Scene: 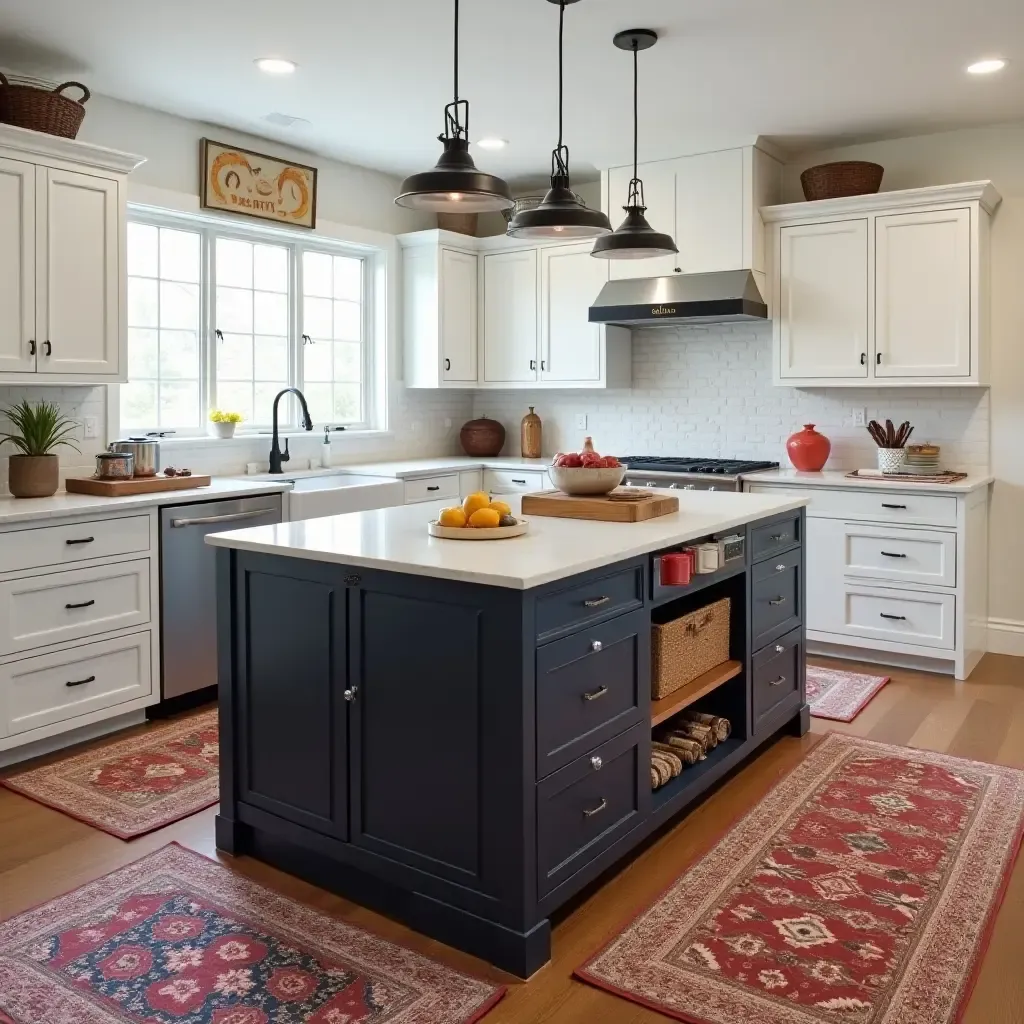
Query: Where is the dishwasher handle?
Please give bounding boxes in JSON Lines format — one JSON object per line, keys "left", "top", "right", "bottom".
{"left": 170, "top": 508, "right": 275, "bottom": 528}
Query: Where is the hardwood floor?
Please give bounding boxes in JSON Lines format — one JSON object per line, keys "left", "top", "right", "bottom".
{"left": 2, "top": 653, "right": 1023, "bottom": 1023}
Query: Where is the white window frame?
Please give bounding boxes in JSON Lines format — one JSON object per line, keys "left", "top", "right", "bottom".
{"left": 120, "top": 205, "right": 381, "bottom": 438}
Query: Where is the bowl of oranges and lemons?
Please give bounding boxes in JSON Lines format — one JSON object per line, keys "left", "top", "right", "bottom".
{"left": 428, "top": 492, "right": 529, "bottom": 540}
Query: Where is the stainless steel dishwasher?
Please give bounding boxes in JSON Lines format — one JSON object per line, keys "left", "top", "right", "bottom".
{"left": 159, "top": 493, "right": 283, "bottom": 703}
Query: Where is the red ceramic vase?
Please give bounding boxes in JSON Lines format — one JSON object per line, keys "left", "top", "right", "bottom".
{"left": 786, "top": 424, "right": 831, "bottom": 471}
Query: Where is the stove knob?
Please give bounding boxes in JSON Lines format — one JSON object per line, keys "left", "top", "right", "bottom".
{"left": 683, "top": 484, "right": 696, "bottom": 490}
{"left": 708, "top": 486, "right": 717, "bottom": 492}
{"left": 646, "top": 481, "right": 656, "bottom": 488}
{"left": 669, "top": 483, "right": 678, "bottom": 489}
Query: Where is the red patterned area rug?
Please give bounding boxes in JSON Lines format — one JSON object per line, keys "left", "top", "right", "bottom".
{"left": 1, "top": 709, "right": 219, "bottom": 839}
{"left": 0, "top": 843, "right": 505, "bottom": 1024}
{"left": 807, "top": 665, "right": 890, "bottom": 722}
{"left": 577, "top": 733, "right": 1024, "bottom": 1024}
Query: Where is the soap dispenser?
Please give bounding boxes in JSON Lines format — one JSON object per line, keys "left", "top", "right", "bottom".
{"left": 321, "top": 427, "right": 332, "bottom": 468}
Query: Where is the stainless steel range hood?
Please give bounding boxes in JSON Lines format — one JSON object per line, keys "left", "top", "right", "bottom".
{"left": 588, "top": 270, "right": 768, "bottom": 327}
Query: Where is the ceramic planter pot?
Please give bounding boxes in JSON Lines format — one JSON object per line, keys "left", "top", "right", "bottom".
{"left": 210, "top": 421, "right": 237, "bottom": 439}
{"left": 877, "top": 447, "right": 906, "bottom": 474}
{"left": 786, "top": 424, "right": 831, "bottom": 471}
{"left": 8, "top": 454, "right": 59, "bottom": 497}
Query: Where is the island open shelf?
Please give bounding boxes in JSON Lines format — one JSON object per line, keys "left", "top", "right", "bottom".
{"left": 651, "top": 660, "right": 743, "bottom": 726}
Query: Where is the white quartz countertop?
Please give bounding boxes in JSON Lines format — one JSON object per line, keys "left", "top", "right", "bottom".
{"left": 337, "top": 455, "right": 552, "bottom": 479}
{"left": 206, "top": 490, "right": 809, "bottom": 590}
{"left": 0, "top": 477, "right": 291, "bottom": 526}
{"left": 746, "top": 469, "right": 994, "bottom": 494}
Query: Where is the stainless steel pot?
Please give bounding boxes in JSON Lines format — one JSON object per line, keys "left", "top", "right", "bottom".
{"left": 95, "top": 451, "right": 134, "bottom": 480}
{"left": 109, "top": 437, "right": 160, "bottom": 477}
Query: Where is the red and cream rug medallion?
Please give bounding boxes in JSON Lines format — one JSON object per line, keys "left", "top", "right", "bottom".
{"left": 2, "top": 709, "right": 220, "bottom": 839}
{"left": 806, "top": 665, "right": 890, "bottom": 722}
{"left": 0, "top": 844, "right": 505, "bottom": 1024}
{"left": 578, "top": 733, "right": 1024, "bottom": 1024}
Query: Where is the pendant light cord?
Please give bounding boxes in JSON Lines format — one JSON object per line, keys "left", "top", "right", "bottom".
{"left": 627, "top": 38, "right": 645, "bottom": 210}
{"left": 548, "top": 0, "right": 570, "bottom": 179}
{"left": 444, "top": 0, "right": 468, "bottom": 140}
{"left": 454, "top": 0, "right": 459, "bottom": 103}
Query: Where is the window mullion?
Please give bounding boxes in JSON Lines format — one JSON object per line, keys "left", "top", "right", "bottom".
{"left": 205, "top": 228, "right": 218, "bottom": 419}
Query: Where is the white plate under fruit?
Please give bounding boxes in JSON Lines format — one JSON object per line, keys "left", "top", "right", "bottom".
{"left": 428, "top": 520, "right": 530, "bottom": 540}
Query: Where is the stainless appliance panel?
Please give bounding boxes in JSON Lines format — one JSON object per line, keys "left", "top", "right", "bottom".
{"left": 160, "top": 494, "right": 282, "bottom": 700}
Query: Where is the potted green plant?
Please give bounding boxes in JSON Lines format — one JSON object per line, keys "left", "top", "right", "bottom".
{"left": 209, "top": 409, "right": 243, "bottom": 439}
{"left": 0, "top": 399, "right": 80, "bottom": 498}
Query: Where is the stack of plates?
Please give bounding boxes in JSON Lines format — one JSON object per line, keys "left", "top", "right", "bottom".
{"left": 902, "top": 443, "right": 941, "bottom": 475}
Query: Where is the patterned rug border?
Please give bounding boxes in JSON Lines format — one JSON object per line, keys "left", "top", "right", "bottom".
{"left": 0, "top": 842, "right": 507, "bottom": 1024}
{"left": 0, "top": 709, "right": 219, "bottom": 840}
{"left": 807, "top": 666, "right": 891, "bottom": 722}
{"left": 575, "top": 732, "right": 1024, "bottom": 1024}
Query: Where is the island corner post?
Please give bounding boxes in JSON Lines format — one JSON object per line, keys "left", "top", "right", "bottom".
{"left": 213, "top": 505, "right": 808, "bottom": 978}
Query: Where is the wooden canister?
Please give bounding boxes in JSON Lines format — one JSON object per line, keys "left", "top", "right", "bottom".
{"left": 521, "top": 407, "right": 542, "bottom": 459}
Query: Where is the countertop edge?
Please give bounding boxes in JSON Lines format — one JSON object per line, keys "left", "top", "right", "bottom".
{"left": 745, "top": 471, "right": 994, "bottom": 495}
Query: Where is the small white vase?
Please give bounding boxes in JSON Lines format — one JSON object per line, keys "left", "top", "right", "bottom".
{"left": 877, "top": 447, "right": 906, "bottom": 474}
{"left": 210, "top": 421, "right": 236, "bottom": 439}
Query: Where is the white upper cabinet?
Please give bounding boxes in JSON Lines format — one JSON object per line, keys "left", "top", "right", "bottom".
{"left": 481, "top": 248, "right": 539, "bottom": 384}
{"left": 440, "top": 249, "right": 478, "bottom": 382}
{"left": 0, "top": 125, "right": 142, "bottom": 383}
{"left": 764, "top": 182, "right": 1000, "bottom": 387}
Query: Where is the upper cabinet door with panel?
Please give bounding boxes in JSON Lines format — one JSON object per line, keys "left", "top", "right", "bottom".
{"left": 541, "top": 243, "right": 606, "bottom": 383}
{"left": 440, "top": 248, "right": 477, "bottom": 382}
{"left": 0, "top": 158, "right": 36, "bottom": 373}
{"left": 674, "top": 149, "right": 745, "bottom": 274}
{"left": 874, "top": 208, "right": 971, "bottom": 378}
{"left": 777, "top": 219, "right": 869, "bottom": 380}
{"left": 607, "top": 161, "right": 678, "bottom": 281}
{"left": 481, "top": 248, "right": 538, "bottom": 384}
{"left": 37, "top": 168, "right": 120, "bottom": 376}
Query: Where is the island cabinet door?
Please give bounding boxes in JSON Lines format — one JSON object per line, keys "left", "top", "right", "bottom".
{"left": 236, "top": 565, "right": 351, "bottom": 840}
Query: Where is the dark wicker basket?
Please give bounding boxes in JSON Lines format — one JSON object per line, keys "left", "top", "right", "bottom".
{"left": 800, "top": 161, "right": 884, "bottom": 202}
{"left": 0, "top": 73, "right": 90, "bottom": 139}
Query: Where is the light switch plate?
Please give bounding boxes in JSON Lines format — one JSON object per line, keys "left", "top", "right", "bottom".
{"left": 853, "top": 408, "right": 866, "bottom": 427}
{"left": 83, "top": 416, "right": 98, "bottom": 439}
{"left": 575, "top": 414, "right": 588, "bottom": 430}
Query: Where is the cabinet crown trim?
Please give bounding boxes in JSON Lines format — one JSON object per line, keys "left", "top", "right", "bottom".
{"left": 0, "top": 123, "right": 145, "bottom": 175}
{"left": 762, "top": 180, "right": 1001, "bottom": 223}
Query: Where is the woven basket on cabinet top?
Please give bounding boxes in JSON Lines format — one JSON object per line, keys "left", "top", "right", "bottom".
{"left": 0, "top": 73, "right": 90, "bottom": 139}
{"left": 800, "top": 161, "right": 884, "bottom": 201}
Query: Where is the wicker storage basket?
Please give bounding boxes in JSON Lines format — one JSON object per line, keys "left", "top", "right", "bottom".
{"left": 652, "top": 597, "right": 731, "bottom": 699}
{"left": 800, "top": 161, "right": 883, "bottom": 202}
{"left": 0, "top": 73, "right": 90, "bottom": 139}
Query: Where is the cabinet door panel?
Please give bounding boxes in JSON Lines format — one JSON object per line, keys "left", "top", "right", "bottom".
{"left": 0, "top": 158, "right": 36, "bottom": 372}
{"left": 38, "top": 168, "right": 119, "bottom": 376}
{"left": 875, "top": 209, "right": 971, "bottom": 377}
{"left": 675, "top": 149, "right": 744, "bottom": 273}
{"left": 440, "top": 248, "right": 477, "bottom": 382}
{"left": 778, "top": 219, "right": 868, "bottom": 379}
{"left": 541, "top": 243, "right": 605, "bottom": 383}
{"left": 482, "top": 249, "right": 538, "bottom": 382}
{"left": 608, "top": 162, "right": 678, "bottom": 280}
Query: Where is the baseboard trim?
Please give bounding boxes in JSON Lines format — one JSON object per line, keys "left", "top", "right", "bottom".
{"left": 988, "top": 617, "right": 1024, "bottom": 657}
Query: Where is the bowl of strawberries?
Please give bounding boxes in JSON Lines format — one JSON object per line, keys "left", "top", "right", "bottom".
{"left": 548, "top": 438, "right": 627, "bottom": 495}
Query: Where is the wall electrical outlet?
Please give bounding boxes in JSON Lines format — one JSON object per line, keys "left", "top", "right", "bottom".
{"left": 852, "top": 408, "right": 867, "bottom": 427}
{"left": 83, "top": 416, "right": 98, "bottom": 439}
{"left": 575, "top": 414, "right": 588, "bottom": 431}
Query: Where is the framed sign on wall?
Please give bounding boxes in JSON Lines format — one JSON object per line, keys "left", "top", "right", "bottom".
{"left": 200, "top": 138, "right": 318, "bottom": 228}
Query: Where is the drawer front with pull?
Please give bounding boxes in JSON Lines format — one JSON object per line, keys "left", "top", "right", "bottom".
{"left": 843, "top": 524, "right": 956, "bottom": 587}
{"left": 0, "top": 515, "right": 151, "bottom": 574}
{"left": 484, "top": 468, "right": 549, "bottom": 494}
{"left": 751, "top": 550, "right": 802, "bottom": 651}
{"left": 536, "top": 565, "right": 644, "bottom": 643}
{"left": 746, "top": 484, "right": 958, "bottom": 527}
{"left": 403, "top": 475, "right": 460, "bottom": 504}
{"left": 836, "top": 584, "right": 955, "bottom": 650}
{"left": 0, "top": 559, "right": 151, "bottom": 656}
{"left": 4, "top": 631, "right": 153, "bottom": 737}
{"left": 750, "top": 514, "right": 801, "bottom": 563}
{"left": 537, "top": 724, "right": 646, "bottom": 898}
{"left": 536, "top": 610, "right": 646, "bottom": 778}
{"left": 752, "top": 627, "right": 802, "bottom": 732}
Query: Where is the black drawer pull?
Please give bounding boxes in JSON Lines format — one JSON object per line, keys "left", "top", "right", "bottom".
{"left": 880, "top": 612, "right": 907, "bottom": 621}
{"left": 512, "top": 479, "right": 527, "bottom": 485}
{"left": 65, "top": 537, "right": 95, "bottom": 546}
{"left": 881, "top": 503, "right": 907, "bottom": 510}
{"left": 66, "top": 675, "right": 96, "bottom": 688}
{"left": 768, "top": 596, "right": 787, "bottom": 606}
{"left": 583, "top": 797, "right": 608, "bottom": 818}
{"left": 65, "top": 599, "right": 96, "bottom": 610}
{"left": 583, "top": 596, "right": 611, "bottom": 608}
{"left": 769, "top": 532, "right": 788, "bottom": 542}
{"left": 582, "top": 685, "right": 608, "bottom": 702}
{"left": 426, "top": 485, "right": 441, "bottom": 492}
{"left": 880, "top": 551, "right": 907, "bottom": 558}
{"left": 769, "top": 675, "right": 787, "bottom": 687}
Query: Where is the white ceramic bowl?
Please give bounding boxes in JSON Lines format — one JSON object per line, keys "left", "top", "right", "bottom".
{"left": 548, "top": 465, "right": 627, "bottom": 496}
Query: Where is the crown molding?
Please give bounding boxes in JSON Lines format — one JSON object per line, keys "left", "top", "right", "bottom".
{"left": 0, "top": 123, "right": 145, "bottom": 175}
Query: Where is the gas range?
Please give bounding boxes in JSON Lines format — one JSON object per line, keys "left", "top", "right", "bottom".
{"left": 620, "top": 456, "right": 780, "bottom": 492}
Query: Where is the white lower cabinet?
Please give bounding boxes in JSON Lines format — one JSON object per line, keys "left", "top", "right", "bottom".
{"left": 404, "top": 474, "right": 461, "bottom": 504}
{"left": 483, "top": 468, "right": 549, "bottom": 494}
{"left": 841, "top": 585, "right": 955, "bottom": 650}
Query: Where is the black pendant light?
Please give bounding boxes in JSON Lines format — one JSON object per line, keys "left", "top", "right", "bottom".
{"left": 395, "top": 0, "right": 513, "bottom": 213}
{"left": 592, "top": 30, "right": 678, "bottom": 260}
{"left": 507, "top": 0, "right": 612, "bottom": 239}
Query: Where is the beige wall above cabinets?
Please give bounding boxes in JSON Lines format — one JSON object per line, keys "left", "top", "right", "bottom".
{"left": 0, "top": 125, "right": 143, "bottom": 385}
{"left": 399, "top": 230, "right": 631, "bottom": 391}
{"left": 762, "top": 182, "right": 1000, "bottom": 388}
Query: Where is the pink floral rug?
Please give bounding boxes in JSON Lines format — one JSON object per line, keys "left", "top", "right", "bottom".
{"left": 806, "top": 665, "right": 890, "bottom": 722}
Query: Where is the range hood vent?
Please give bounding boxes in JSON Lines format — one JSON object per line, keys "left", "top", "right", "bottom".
{"left": 588, "top": 270, "right": 768, "bottom": 327}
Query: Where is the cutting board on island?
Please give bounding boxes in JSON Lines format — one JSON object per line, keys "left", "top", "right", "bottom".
{"left": 521, "top": 489, "right": 679, "bottom": 523}
{"left": 65, "top": 475, "right": 212, "bottom": 497}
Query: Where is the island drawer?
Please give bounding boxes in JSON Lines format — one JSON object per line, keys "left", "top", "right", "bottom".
{"left": 0, "top": 515, "right": 151, "bottom": 575}
{"left": 537, "top": 724, "right": 646, "bottom": 898}
{"left": 536, "top": 565, "right": 644, "bottom": 643}
{"left": 751, "top": 550, "right": 802, "bottom": 651}
{"left": 750, "top": 514, "right": 801, "bottom": 563}
{"left": 536, "top": 610, "right": 646, "bottom": 778}
{"left": 752, "top": 626, "right": 802, "bottom": 733}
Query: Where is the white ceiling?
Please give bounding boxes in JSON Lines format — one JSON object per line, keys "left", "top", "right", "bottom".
{"left": 3, "top": 0, "right": 1023, "bottom": 186}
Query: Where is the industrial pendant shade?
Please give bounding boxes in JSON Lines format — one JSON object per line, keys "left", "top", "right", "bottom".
{"left": 507, "top": 0, "right": 612, "bottom": 239}
{"left": 395, "top": 0, "right": 513, "bottom": 213}
{"left": 592, "top": 29, "right": 678, "bottom": 260}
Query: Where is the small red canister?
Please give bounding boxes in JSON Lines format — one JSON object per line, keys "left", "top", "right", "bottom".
{"left": 660, "top": 551, "right": 694, "bottom": 586}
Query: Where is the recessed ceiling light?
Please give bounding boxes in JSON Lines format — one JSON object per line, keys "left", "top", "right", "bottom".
{"left": 477, "top": 138, "right": 509, "bottom": 151}
{"left": 966, "top": 58, "right": 1006, "bottom": 75}
{"left": 255, "top": 57, "right": 297, "bottom": 75}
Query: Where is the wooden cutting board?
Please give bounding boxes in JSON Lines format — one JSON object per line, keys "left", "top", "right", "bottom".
{"left": 65, "top": 475, "right": 212, "bottom": 497}
{"left": 521, "top": 490, "right": 679, "bottom": 523}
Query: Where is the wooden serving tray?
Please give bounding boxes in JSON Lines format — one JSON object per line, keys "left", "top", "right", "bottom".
{"left": 65, "top": 475, "right": 212, "bottom": 497}
{"left": 521, "top": 489, "right": 679, "bottom": 523}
